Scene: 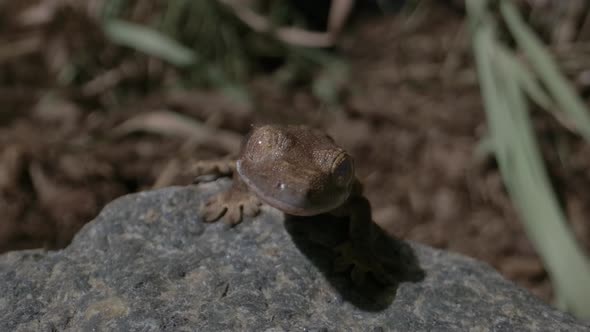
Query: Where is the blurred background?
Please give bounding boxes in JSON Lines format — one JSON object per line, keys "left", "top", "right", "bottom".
{"left": 2, "top": 0, "right": 590, "bottom": 318}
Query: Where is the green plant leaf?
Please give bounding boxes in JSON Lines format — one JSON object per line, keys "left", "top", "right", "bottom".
{"left": 500, "top": 0, "right": 590, "bottom": 142}
{"left": 495, "top": 46, "right": 553, "bottom": 110}
{"left": 103, "top": 19, "right": 197, "bottom": 67}
{"left": 467, "top": 0, "right": 590, "bottom": 319}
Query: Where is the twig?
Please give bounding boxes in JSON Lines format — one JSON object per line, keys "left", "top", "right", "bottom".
{"left": 112, "top": 110, "right": 242, "bottom": 154}
{"left": 217, "top": 0, "right": 354, "bottom": 47}
{"left": 0, "top": 37, "right": 41, "bottom": 64}
{"left": 82, "top": 62, "right": 140, "bottom": 97}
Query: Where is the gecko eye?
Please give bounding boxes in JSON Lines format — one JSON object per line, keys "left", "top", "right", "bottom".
{"left": 331, "top": 153, "right": 354, "bottom": 188}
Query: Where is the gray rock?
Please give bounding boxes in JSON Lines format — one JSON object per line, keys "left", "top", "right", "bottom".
{"left": 1, "top": 180, "right": 588, "bottom": 331}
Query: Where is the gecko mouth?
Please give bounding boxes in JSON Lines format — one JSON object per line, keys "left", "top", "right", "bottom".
{"left": 253, "top": 188, "right": 349, "bottom": 216}
{"left": 237, "top": 160, "right": 350, "bottom": 216}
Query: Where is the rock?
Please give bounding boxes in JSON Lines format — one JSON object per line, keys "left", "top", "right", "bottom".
{"left": 1, "top": 180, "right": 588, "bottom": 331}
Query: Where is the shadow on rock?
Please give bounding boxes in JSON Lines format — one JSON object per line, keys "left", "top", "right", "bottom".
{"left": 285, "top": 214, "right": 424, "bottom": 312}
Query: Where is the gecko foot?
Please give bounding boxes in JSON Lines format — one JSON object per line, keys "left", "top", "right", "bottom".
{"left": 200, "top": 189, "right": 261, "bottom": 225}
{"left": 333, "top": 242, "right": 392, "bottom": 286}
{"left": 191, "top": 160, "right": 235, "bottom": 183}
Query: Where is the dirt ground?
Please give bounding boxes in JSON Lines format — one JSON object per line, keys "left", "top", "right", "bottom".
{"left": 2, "top": 1, "right": 590, "bottom": 303}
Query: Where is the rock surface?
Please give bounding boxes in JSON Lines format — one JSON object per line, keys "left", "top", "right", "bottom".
{"left": 1, "top": 180, "right": 588, "bottom": 331}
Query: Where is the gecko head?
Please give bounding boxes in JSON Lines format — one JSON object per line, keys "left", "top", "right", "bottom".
{"left": 236, "top": 125, "right": 355, "bottom": 216}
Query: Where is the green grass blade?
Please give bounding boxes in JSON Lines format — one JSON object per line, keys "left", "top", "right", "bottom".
{"left": 465, "top": 0, "right": 490, "bottom": 29}
{"left": 469, "top": 11, "right": 510, "bottom": 165}
{"left": 101, "top": 0, "right": 128, "bottom": 20}
{"left": 103, "top": 19, "right": 197, "bottom": 67}
{"left": 500, "top": 0, "right": 590, "bottom": 142}
{"left": 496, "top": 46, "right": 553, "bottom": 110}
{"left": 498, "top": 61, "right": 590, "bottom": 317}
{"left": 467, "top": 0, "right": 590, "bottom": 319}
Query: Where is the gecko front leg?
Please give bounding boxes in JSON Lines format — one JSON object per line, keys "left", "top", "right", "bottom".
{"left": 330, "top": 182, "right": 394, "bottom": 285}
{"left": 195, "top": 159, "right": 261, "bottom": 225}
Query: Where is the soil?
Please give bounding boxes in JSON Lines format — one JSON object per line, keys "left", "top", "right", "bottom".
{"left": 1, "top": 1, "right": 589, "bottom": 303}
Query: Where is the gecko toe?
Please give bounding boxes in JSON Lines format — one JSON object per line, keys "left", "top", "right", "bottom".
{"left": 242, "top": 197, "right": 261, "bottom": 217}
{"left": 198, "top": 185, "right": 259, "bottom": 226}
{"left": 202, "top": 205, "right": 227, "bottom": 223}
{"left": 224, "top": 192, "right": 261, "bottom": 225}
{"left": 217, "top": 162, "right": 232, "bottom": 174}
{"left": 332, "top": 241, "right": 393, "bottom": 286}
{"left": 200, "top": 196, "right": 228, "bottom": 222}
{"left": 351, "top": 266, "right": 368, "bottom": 285}
{"left": 333, "top": 243, "right": 355, "bottom": 272}
{"left": 242, "top": 205, "right": 260, "bottom": 218}
{"left": 225, "top": 206, "right": 243, "bottom": 226}
{"left": 190, "top": 160, "right": 235, "bottom": 183}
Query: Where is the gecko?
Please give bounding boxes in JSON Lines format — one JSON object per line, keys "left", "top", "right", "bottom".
{"left": 193, "top": 124, "right": 396, "bottom": 285}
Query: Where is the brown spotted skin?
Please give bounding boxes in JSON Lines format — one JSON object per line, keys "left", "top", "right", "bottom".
{"left": 236, "top": 125, "right": 355, "bottom": 217}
